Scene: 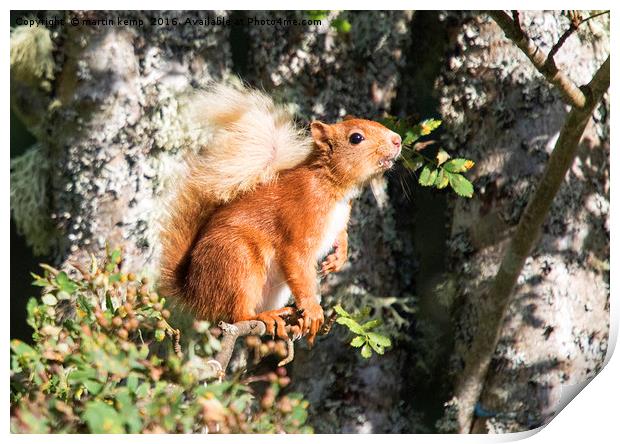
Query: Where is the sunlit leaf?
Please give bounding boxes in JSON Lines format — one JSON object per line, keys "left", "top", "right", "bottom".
{"left": 448, "top": 173, "right": 474, "bottom": 198}
{"left": 361, "top": 344, "right": 372, "bottom": 359}
{"left": 436, "top": 148, "right": 450, "bottom": 166}
{"left": 350, "top": 336, "right": 365, "bottom": 347}
{"left": 444, "top": 158, "right": 475, "bottom": 173}
{"left": 367, "top": 332, "right": 392, "bottom": 348}
{"left": 336, "top": 317, "right": 365, "bottom": 335}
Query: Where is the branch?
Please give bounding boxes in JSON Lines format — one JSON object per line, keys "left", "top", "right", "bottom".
{"left": 488, "top": 10, "right": 587, "bottom": 109}
{"left": 207, "top": 320, "right": 268, "bottom": 378}
{"left": 453, "top": 55, "right": 609, "bottom": 433}
{"left": 205, "top": 309, "right": 339, "bottom": 378}
{"left": 547, "top": 22, "right": 577, "bottom": 62}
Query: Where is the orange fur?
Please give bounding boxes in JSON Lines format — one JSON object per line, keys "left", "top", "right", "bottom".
{"left": 160, "top": 86, "right": 401, "bottom": 342}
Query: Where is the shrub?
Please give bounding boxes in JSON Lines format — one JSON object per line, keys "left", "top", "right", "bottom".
{"left": 10, "top": 247, "right": 311, "bottom": 433}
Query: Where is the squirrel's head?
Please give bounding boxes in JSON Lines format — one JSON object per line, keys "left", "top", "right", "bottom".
{"left": 310, "top": 117, "right": 402, "bottom": 186}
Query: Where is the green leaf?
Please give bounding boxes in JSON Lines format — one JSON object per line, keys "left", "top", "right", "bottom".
{"left": 11, "top": 339, "right": 36, "bottom": 357}
{"left": 443, "top": 158, "right": 475, "bottom": 173}
{"left": 55, "top": 272, "right": 78, "bottom": 294}
{"left": 83, "top": 400, "right": 124, "bottom": 433}
{"left": 368, "top": 341, "right": 385, "bottom": 355}
{"left": 418, "top": 118, "right": 442, "bottom": 135}
{"left": 110, "top": 248, "right": 122, "bottom": 265}
{"left": 126, "top": 374, "right": 139, "bottom": 393}
{"left": 332, "top": 18, "right": 351, "bottom": 33}
{"left": 135, "top": 382, "right": 150, "bottom": 398}
{"left": 67, "top": 368, "right": 97, "bottom": 384}
{"left": 26, "top": 298, "right": 39, "bottom": 329}
{"left": 361, "top": 319, "right": 382, "bottom": 330}
{"left": 419, "top": 165, "right": 438, "bottom": 187}
{"left": 30, "top": 272, "right": 48, "bottom": 287}
{"left": 418, "top": 165, "right": 431, "bottom": 186}
{"left": 403, "top": 129, "right": 419, "bottom": 146}
{"left": 448, "top": 173, "right": 474, "bottom": 198}
{"left": 435, "top": 169, "right": 450, "bottom": 189}
{"left": 307, "top": 10, "right": 329, "bottom": 21}
{"left": 83, "top": 379, "right": 103, "bottom": 395}
{"left": 350, "top": 336, "right": 365, "bottom": 347}
{"left": 336, "top": 317, "right": 365, "bottom": 335}
{"left": 360, "top": 344, "right": 372, "bottom": 359}
{"left": 154, "top": 329, "right": 165, "bottom": 342}
{"left": 367, "top": 332, "right": 392, "bottom": 348}
{"left": 333, "top": 304, "right": 350, "bottom": 318}
{"left": 116, "top": 389, "right": 142, "bottom": 433}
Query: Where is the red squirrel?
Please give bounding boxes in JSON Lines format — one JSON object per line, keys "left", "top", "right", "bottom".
{"left": 160, "top": 84, "right": 401, "bottom": 345}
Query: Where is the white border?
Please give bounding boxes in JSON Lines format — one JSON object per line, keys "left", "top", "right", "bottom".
{"left": 5, "top": 2, "right": 616, "bottom": 442}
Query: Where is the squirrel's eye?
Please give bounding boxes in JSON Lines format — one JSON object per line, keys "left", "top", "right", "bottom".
{"left": 349, "top": 133, "right": 364, "bottom": 145}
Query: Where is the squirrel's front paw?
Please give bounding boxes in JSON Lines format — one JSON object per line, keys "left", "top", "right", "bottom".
{"left": 297, "top": 301, "right": 324, "bottom": 347}
{"left": 320, "top": 244, "right": 347, "bottom": 276}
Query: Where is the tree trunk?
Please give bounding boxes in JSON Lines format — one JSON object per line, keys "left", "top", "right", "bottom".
{"left": 432, "top": 11, "right": 609, "bottom": 432}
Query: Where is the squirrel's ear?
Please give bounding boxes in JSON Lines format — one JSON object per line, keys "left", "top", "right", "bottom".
{"left": 311, "top": 121, "right": 333, "bottom": 153}
{"left": 343, "top": 114, "right": 357, "bottom": 121}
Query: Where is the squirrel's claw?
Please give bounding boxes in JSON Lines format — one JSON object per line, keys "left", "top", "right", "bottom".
{"left": 255, "top": 310, "right": 291, "bottom": 340}
{"left": 297, "top": 303, "right": 324, "bottom": 347}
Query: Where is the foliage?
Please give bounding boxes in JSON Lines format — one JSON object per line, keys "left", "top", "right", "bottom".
{"left": 382, "top": 117, "right": 475, "bottom": 198}
{"left": 10, "top": 247, "right": 311, "bottom": 434}
{"left": 306, "top": 10, "right": 352, "bottom": 34}
{"left": 334, "top": 305, "right": 392, "bottom": 358}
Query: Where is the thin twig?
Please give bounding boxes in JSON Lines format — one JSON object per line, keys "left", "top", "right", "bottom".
{"left": 278, "top": 339, "right": 295, "bottom": 367}
{"left": 547, "top": 23, "right": 577, "bottom": 62}
{"left": 547, "top": 10, "right": 609, "bottom": 66}
{"left": 511, "top": 10, "right": 521, "bottom": 31}
{"left": 488, "top": 11, "right": 587, "bottom": 109}
{"left": 581, "top": 10, "right": 610, "bottom": 24}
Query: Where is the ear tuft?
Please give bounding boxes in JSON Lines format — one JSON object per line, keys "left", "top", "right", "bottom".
{"left": 310, "top": 121, "right": 333, "bottom": 153}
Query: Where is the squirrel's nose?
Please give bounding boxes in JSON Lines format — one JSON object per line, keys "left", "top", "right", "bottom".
{"left": 391, "top": 134, "right": 402, "bottom": 149}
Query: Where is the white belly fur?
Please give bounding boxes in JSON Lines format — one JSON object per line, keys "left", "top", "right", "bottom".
{"left": 259, "top": 196, "right": 353, "bottom": 311}
{"left": 316, "top": 197, "right": 352, "bottom": 260}
{"left": 258, "top": 262, "right": 292, "bottom": 312}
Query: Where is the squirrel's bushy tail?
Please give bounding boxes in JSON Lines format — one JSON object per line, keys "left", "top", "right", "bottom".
{"left": 159, "top": 83, "right": 313, "bottom": 298}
